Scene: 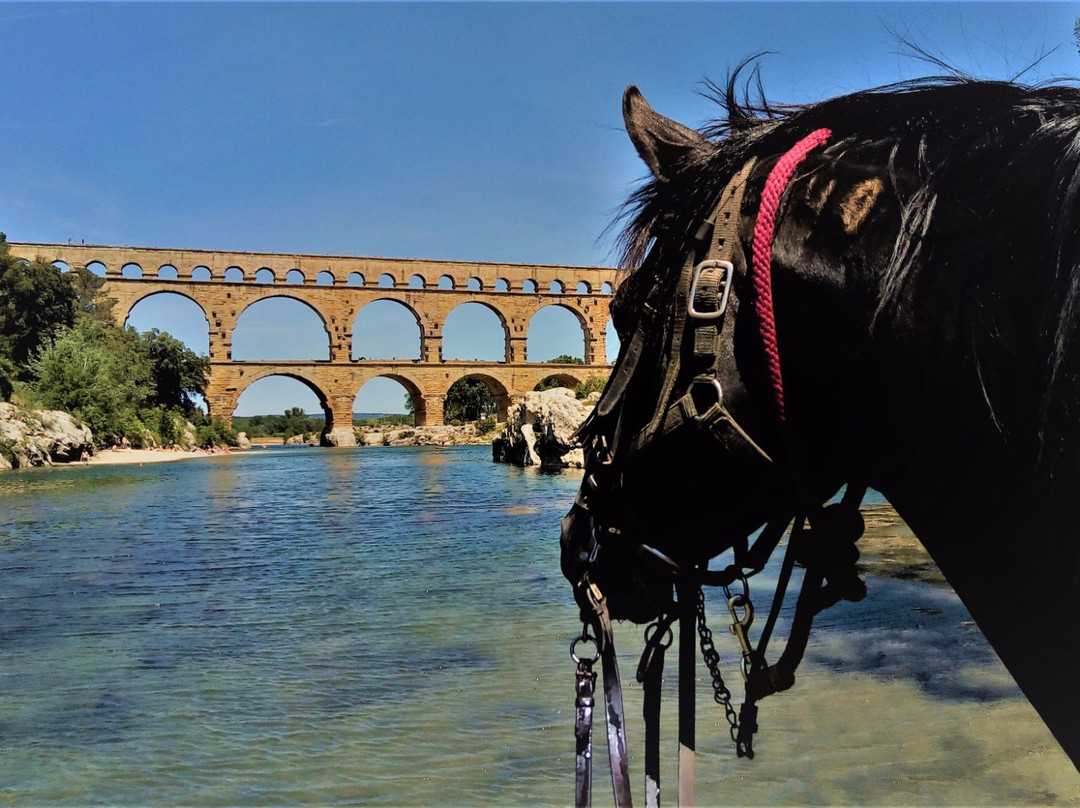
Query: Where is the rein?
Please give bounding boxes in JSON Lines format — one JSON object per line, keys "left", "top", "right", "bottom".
{"left": 572, "top": 128, "right": 872, "bottom": 807}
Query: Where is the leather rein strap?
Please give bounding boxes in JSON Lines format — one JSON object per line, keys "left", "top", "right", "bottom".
{"left": 574, "top": 129, "right": 849, "bottom": 808}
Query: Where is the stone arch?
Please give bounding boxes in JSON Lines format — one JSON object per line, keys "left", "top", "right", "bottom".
{"left": 467, "top": 277, "right": 482, "bottom": 291}
{"left": 352, "top": 298, "right": 422, "bottom": 360}
{"left": 576, "top": 280, "right": 592, "bottom": 294}
{"left": 124, "top": 291, "right": 211, "bottom": 355}
{"left": 549, "top": 280, "right": 564, "bottom": 294}
{"left": 601, "top": 281, "right": 614, "bottom": 294}
{"left": 522, "top": 279, "right": 538, "bottom": 293}
{"left": 378, "top": 273, "right": 396, "bottom": 288}
{"left": 225, "top": 266, "right": 245, "bottom": 283}
{"left": 86, "top": 261, "right": 107, "bottom": 277}
{"left": 192, "top": 265, "right": 212, "bottom": 281}
{"left": 534, "top": 370, "right": 585, "bottom": 391}
{"left": 233, "top": 370, "right": 335, "bottom": 442}
{"left": 121, "top": 262, "right": 143, "bottom": 279}
{"left": 114, "top": 288, "right": 209, "bottom": 328}
{"left": 443, "top": 301, "right": 508, "bottom": 361}
{"left": 285, "top": 269, "right": 305, "bottom": 285}
{"left": 354, "top": 373, "right": 423, "bottom": 424}
{"left": 437, "top": 275, "right": 454, "bottom": 290}
{"left": 255, "top": 267, "right": 275, "bottom": 284}
{"left": 408, "top": 274, "right": 426, "bottom": 289}
{"left": 157, "top": 264, "right": 179, "bottom": 280}
{"left": 347, "top": 272, "right": 365, "bottom": 286}
{"left": 232, "top": 295, "right": 331, "bottom": 360}
{"left": 52, "top": 260, "right": 70, "bottom": 273}
{"left": 526, "top": 303, "right": 587, "bottom": 362}
{"left": 316, "top": 270, "right": 335, "bottom": 286}
{"left": 495, "top": 278, "right": 510, "bottom": 292}
{"left": 442, "top": 371, "right": 512, "bottom": 423}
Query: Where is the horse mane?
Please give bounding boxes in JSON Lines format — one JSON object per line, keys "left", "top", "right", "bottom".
{"left": 613, "top": 65, "right": 1080, "bottom": 492}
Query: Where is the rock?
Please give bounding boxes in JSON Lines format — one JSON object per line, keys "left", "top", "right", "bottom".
{"left": 0, "top": 402, "right": 94, "bottom": 469}
{"left": 235, "top": 431, "right": 252, "bottom": 450}
{"left": 323, "top": 426, "right": 357, "bottom": 448}
{"left": 179, "top": 421, "right": 198, "bottom": 451}
{"left": 493, "top": 387, "right": 592, "bottom": 469}
{"left": 355, "top": 423, "right": 495, "bottom": 447}
{"left": 360, "top": 431, "right": 384, "bottom": 447}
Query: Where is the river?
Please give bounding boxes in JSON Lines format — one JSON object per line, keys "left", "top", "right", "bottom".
{"left": 1, "top": 445, "right": 1077, "bottom": 806}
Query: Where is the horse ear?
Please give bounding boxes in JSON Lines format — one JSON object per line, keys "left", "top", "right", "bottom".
{"left": 623, "top": 85, "right": 707, "bottom": 181}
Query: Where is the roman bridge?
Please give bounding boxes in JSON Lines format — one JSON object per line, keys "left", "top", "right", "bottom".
{"left": 11, "top": 243, "right": 619, "bottom": 444}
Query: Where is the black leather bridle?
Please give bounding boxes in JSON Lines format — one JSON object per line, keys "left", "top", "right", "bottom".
{"left": 564, "top": 147, "right": 871, "bottom": 807}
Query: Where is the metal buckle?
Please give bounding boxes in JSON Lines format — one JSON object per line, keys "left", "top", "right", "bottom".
{"left": 687, "top": 260, "right": 733, "bottom": 320}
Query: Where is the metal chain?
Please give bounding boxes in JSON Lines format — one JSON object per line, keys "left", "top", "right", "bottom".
{"left": 695, "top": 587, "right": 740, "bottom": 742}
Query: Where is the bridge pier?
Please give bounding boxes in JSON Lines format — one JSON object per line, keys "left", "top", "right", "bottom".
{"left": 326, "top": 395, "right": 358, "bottom": 447}
{"left": 418, "top": 394, "right": 445, "bottom": 427}
{"left": 421, "top": 334, "right": 443, "bottom": 363}
{"left": 204, "top": 381, "right": 238, "bottom": 427}
{"left": 584, "top": 330, "right": 607, "bottom": 366}
{"left": 508, "top": 335, "right": 527, "bottom": 363}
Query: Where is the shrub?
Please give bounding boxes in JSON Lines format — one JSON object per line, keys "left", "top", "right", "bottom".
{"left": 576, "top": 376, "right": 608, "bottom": 399}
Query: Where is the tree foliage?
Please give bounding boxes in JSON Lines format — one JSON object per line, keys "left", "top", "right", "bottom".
{"left": 30, "top": 320, "right": 153, "bottom": 443}
{"left": 444, "top": 377, "right": 496, "bottom": 423}
{"left": 0, "top": 234, "right": 78, "bottom": 381}
{"left": 139, "top": 328, "right": 210, "bottom": 411}
{"left": 0, "top": 235, "right": 228, "bottom": 447}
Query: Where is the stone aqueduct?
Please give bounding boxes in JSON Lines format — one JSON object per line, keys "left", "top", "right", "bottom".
{"left": 10, "top": 243, "right": 619, "bottom": 445}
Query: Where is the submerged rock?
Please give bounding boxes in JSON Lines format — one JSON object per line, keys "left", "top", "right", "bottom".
{"left": 0, "top": 403, "right": 94, "bottom": 470}
{"left": 493, "top": 387, "right": 591, "bottom": 469}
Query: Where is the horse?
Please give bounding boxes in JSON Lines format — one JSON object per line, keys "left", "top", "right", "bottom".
{"left": 560, "top": 69, "right": 1080, "bottom": 803}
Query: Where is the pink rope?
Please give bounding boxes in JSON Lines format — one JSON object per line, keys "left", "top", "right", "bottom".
{"left": 750, "top": 128, "right": 831, "bottom": 422}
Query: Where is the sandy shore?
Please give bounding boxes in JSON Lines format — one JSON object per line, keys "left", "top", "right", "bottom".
{"left": 85, "top": 447, "right": 236, "bottom": 467}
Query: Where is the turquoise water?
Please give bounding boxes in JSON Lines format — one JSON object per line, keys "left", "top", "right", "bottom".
{"left": 1, "top": 446, "right": 1078, "bottom": 806}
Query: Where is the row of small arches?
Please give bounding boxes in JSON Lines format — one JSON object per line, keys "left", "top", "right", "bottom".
{"left": 52, "top": 260, "right": 615, "bottom": 295}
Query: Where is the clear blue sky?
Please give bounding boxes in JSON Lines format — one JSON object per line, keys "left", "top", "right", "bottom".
{"left": 3, "top": 1, "right": 1078, "bottom": 415}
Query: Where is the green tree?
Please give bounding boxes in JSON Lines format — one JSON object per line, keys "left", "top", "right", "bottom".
{"left": 444, "top": 378, "right": 496, "bottom": 422}
{"left": 575, "top": 375, "right": 609, "bottom": 399}
{"left": 29, "top": 319, "right": 153, "bottom": 443}
{"left": 546, "top": 354, "right": 584, "bottom": 364}
{"left": 68, "top": 264, "right": 113, "bottom": 323}
{"left": 281, "top": 406, "right": 318, "bottom": 441}
{"left": 0, "top": 234, "right": 78, "bottom": 383}
{"left": 138, "top": 328, "right": 209, "bottom": 412}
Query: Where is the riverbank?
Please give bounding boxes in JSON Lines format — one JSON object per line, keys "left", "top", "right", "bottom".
{"left": 85, "top": 446, "right": 236, "bottom": 467}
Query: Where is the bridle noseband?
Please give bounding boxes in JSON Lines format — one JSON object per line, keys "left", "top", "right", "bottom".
{"left": 568, "top": 128, "right": 875, "bottom": 808}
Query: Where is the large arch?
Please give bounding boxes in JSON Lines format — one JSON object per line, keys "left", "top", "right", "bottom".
{"left": 442, "top": 371, "right": 512, "bottom": 423}
{"left": 232, "top": 296, "right": 331, "bottom": 360}
{"left": 233, "top": 371, "right": 335, "bottom": 443}
{"left": 352, "top": 299, "right": 422, "bottom": 360}
{"left": 124, "top": 291, "right": 211, "bottom": 356}
{"left": 534, "top": 370, "right": 587, "bottom": 391}
{"left": 443, "top": 302, "right": 508, "bottom": 361}
{"left": 527, "top": 304, "right": 587, "bottom": 362}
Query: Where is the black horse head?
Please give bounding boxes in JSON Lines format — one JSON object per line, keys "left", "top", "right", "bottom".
{"left": 561, "top": 71, "right": 1080, "bottom": 767}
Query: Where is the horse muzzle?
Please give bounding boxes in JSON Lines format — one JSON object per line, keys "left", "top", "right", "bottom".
{"left": 559, "top": 497, "right": 675, "bottom": 625}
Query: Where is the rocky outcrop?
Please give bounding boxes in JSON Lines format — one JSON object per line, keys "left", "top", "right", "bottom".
{"left": 324, "top": 426, "right": 358, "bottom": 448}
{"left": 0, "top": 403, "right": 94, "bottom": 470}
{"left": 355, "top": 424, "right": 495, "bottom": 447}
{"left": 492, "top": 387, "right": 593, "bottom": 469}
